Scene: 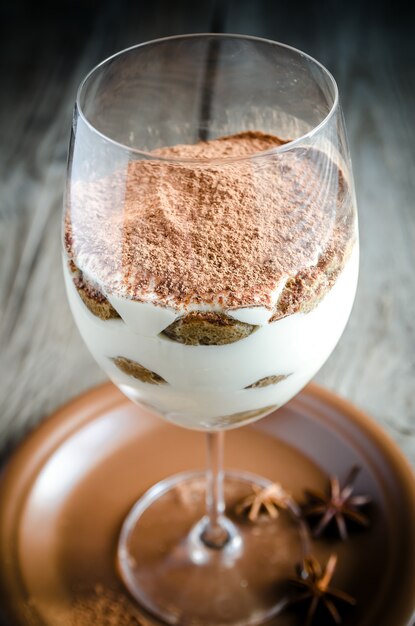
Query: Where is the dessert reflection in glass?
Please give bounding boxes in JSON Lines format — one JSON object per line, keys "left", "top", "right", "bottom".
{"left": 63, "top": 35, "right": 358, "bottom": 625}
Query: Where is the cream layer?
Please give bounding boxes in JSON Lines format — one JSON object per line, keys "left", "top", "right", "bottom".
{"left": 64, "top": 246, "right": 358, "bottom": 430}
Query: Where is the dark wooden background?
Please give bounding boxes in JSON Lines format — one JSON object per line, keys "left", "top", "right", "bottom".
{"left": 1, "top": 0, "right": 414, "bottom": 462}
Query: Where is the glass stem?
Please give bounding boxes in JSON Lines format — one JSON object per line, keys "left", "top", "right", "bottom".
{"left": 201, "top": 431, "right": 229, "bottom": 549}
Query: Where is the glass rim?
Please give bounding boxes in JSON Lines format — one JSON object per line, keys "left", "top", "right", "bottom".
{"left": 76, "top": 32, "right": 339, "bottom": 164}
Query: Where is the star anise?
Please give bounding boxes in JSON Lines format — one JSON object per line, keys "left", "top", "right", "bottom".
{"left": 303, "top": 467, "right": 371, "bottom": 540}
{"left": 236, "top": 482, "right": 292, "bottom": 521}
{"left": 286, "top": 554, "right": 355, "bottom": 626}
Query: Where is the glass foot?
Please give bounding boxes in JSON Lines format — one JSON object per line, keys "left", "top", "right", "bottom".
{"left": 118, "top": 471, "right": 303, "bottom": 625}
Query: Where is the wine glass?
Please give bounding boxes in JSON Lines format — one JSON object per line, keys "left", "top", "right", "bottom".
{"left": 63, "top": 34, "right": 358, "bottom": 625}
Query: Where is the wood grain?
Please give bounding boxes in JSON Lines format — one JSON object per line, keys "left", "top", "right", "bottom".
{"left": 0, "top": 0, "right": 414, "bottom": 463}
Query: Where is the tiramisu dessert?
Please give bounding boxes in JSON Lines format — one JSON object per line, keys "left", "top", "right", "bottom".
{"left": 64, "top": 131, "right": 358, "bottom": 429}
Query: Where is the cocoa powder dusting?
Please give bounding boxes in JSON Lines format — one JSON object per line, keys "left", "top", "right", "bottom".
{"left": 66, "top": 131, "right": 355, "bottom": 312}
{"left": 68, "top": 584, "right": 147, "bottom": 625}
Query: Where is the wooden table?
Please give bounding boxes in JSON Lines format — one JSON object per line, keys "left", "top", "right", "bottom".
{"left": 1, "top": 0, "right": 414, "bottom": 463}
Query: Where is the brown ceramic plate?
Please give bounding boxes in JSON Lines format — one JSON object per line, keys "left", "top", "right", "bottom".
{"left": 0, "top": 382, "right": 414, "bottom": 626}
